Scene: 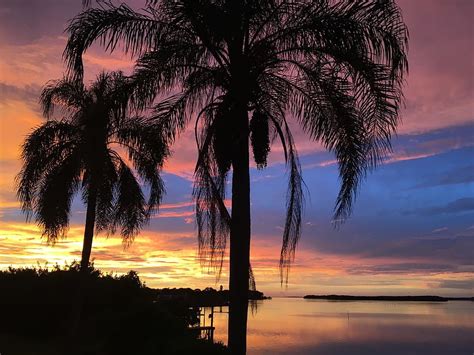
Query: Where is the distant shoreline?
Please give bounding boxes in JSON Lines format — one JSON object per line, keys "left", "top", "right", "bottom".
{"left": 303, "top": 295, "right": 474, "bottom": 302}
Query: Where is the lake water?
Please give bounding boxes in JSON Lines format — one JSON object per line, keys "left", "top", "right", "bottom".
{"left": 204, "top": 298, "right": 474, "bottom": 354}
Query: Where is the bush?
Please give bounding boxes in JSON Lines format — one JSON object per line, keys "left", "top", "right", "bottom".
{"left": 0, "top": 263, "right": 228, "bottom": 355}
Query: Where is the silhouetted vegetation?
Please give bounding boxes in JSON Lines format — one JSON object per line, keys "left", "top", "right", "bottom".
{"left": 0, "top": 263, "right": 228, "bottom": 355}
{"left": 17, "top": 72, "right": 169, "bottom": 272}
{"left": 154, "top": 287, "right": 269, "bottom": 307}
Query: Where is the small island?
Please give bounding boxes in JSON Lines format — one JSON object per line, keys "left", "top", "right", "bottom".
{"left": 303, "top": 295, "right": 474, "bottom": 302}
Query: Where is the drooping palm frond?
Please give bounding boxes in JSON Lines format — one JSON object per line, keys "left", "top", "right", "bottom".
{"left": 193, "top": 103, "right": 261, "bottom": 287}
{"left": 279, "top": 124, "right": 304, "bottom": 284}
{"left": 112, "top": 156, "right": 148, "bottom": 245}
{"left": 193, "top": 102, "right": 230, "bottom": 274}
{"left": 40, "top": 79, "right": 85, "bottom": 118}
{"left": 286, "top": 65, "right": 369, "bottom": 222}
{"left": 35, "top": 149, "right": 83, "bottom": 243}
{"left": 93, "top": 149, "right": 118, "bottom": 234}
{"left": 65, "top": 4, "right": 165, "bottom": 79}
{"left": 115, "top": 116, "right": 168, "bottom": 216}
{"left": 16, "top": 119, "right": 82, "bottom": 243}
{"left": 16, "top": 121, "right": 80, "bottom": 222}
{"left": 250, "top": 76, "right": 306, "bottom": 281}
{"left": 247, "top": 0, "right": 407, "bottom": 223}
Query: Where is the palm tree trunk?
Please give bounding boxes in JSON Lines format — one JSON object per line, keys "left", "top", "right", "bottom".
{"left": 228, "top": 107, "right": 251, "bottom": 355}
{"left": 70, "top": 183, "right": 98, "bottom": 338}
{"left": 80, "top": 185, "right": 98, "bottom": 271}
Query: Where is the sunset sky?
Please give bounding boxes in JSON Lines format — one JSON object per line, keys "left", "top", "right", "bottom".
{"left": 0, "top": 0, "right": 473, "bottom": 296}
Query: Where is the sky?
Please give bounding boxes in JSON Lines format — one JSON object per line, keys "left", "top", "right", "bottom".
{"left": 0, "top": 0, "right": 473, "bottom": 296}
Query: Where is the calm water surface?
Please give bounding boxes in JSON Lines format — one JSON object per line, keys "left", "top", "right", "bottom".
{"left": 206, "top": 298, "right": 474, "bottom": 355}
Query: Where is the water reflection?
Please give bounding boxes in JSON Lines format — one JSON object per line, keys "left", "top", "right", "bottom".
{"left": 206, "top": 298, "right": 474, "bottom": 354}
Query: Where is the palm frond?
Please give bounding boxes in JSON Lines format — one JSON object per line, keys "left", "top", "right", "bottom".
{"left": 129, "top": 47, "right": 225, "bottom": 110}
{"left": 287, "top": 64, "right": 369, "bottom": 221}
{"left": 17, "top": 121, "right": 79, "bottom": 219}
{"left": 64, "top": 3, "right": 164, "bottom": 79}
{"left": 193, "top": 102, "right": 231, "bottom": 274}
{"left": 35, "top": 150, "right": 82, "bottom": 243}
{"left": 115, "top": 116, "right": 169, "bottom": 215}
{"left": 271, "top": 115, "right": 304, "bottom": 285}
{"left": 40, "top": 79, "right": 85, "bottom": 118}
{"left": 111, "top": 155, "right": 148, "bottom": 246}
{"left": 94, "top": 150, "right": 118, "bottom": 234}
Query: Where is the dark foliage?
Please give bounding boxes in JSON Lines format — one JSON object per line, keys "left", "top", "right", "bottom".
{"left": 0, "top": 263, "right": 228, "bottom": 355}
{"left": 154, "top": 287, "right": 268, "bottom": 307}
{"left": 17, "top": 72, "right": 169, "bottom": 246}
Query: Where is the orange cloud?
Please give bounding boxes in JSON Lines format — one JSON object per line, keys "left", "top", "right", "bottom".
{"left": 0, "top": 99, "right": 44, "bottom": 207}
{"left": 156, "top": 210, "right": 195, "bottom": 218}
{"left": 161, "top": 201, "right": 195, "bottom": 209}
{"left": 83, "top": 51, "right": 134, "bottom": 72}
{"left": 1, "top": 218, "right": 472, "bottom": 295}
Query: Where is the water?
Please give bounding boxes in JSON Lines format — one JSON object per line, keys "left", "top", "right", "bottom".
{"left": 206, "top": 298, "right": 474, "bottom": 354}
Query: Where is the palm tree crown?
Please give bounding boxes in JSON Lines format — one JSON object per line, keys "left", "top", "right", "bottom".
{"left": 17, "top": 72, "right": 169, "bottom": 248}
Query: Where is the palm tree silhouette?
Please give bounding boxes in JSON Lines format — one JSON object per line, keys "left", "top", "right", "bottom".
{"left": 17, "top": 72, "right": 169, "bottom": 272}
{"left": 64, "top": 1, "right": 408, "bottom": 353}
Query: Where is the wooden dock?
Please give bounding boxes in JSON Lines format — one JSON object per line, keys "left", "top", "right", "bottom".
{"left": 189, "top": 325, "right": 215, "bottom": 341}
{"left": 189, "top": 306, "right": 224, "bottom": 341}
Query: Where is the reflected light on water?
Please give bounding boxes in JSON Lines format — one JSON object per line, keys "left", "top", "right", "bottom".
{"left": 206, "top": 298, "right": 474, "bottom": 354}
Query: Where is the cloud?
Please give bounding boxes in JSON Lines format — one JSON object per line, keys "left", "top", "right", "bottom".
{"left": 150, "top": 200, "right": 195, "bottom": 220}
{"left": 365, "top": 235, "right": 474, "bottom": 267}
{"left": 404, "top": 198, "right": 474, "bottom": 216}
{"left": 396, "top": 0, "right": 474, "bottom": 134}
{"left": 0, "top": 83, "right": 41, "bottom": 108}
{"left": 413, "top": 166, "right": 474, "bottom": 189}
{"left": 0, "top": 37, "right": 66, "bottom": 87}
{"left": 437, "top": 279, "right": 474, "bottom": 291}
{"left": 156, "top": 210, "right": 195, "bottom": 218}
{"left": 431, "top": 227, "right": 448, "bottom": 234}
{"left": 0, "top": 99, "right": 43, "bottom": 150}
{"left": 347, "top": 262, "right": 455, "bottom": 276}
{"left": 160, "top": 201, "right": 194, "bottom": 210}
{"left": 300, "top": 124, "right": 474, "bottom": 174}
{"left": 389, "top": 125, "right": 474, "bottom": 165}
{"left": 0, "top": 0, "right": 81, "bottom": 45}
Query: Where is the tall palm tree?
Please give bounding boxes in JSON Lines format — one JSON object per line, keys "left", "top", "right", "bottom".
{"left": 64, "top": 1, "right": 408, "bottom": 353}
{"left": 17, "top": 72, "right": 169, "bottom": 272}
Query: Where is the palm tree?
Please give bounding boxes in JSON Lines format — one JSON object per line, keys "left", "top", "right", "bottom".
{"left": 64, "top": 1, "right": 408, "bottom": 353}
{"left": 17, "top": 72, "right": 169, "bottom": 272}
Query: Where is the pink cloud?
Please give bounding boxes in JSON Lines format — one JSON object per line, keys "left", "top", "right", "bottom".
{"left": 156, "top": 210, "right": 195, "bottom": 218}
{"left": 160, "top": 201, "right": 195, "bottom": 210}
{"left": 397, "top": 0, "right": 474, "bottom": 134}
